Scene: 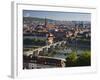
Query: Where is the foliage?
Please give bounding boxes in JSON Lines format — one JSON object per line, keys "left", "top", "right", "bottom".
{"left": 65, "top": 51, "right": 91, "bottom": 67}
{"left": 67, "top": 52, "right": 77, "bottom": 62}
{"left": 77, "top": 51, "right": 91, "bottom": 66}
{"left": 66, "top": 51, "right": 78, "bottom": 67}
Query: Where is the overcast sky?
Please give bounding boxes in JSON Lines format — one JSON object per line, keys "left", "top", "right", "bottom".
{"left": 23, "top": 10, "right": 91, "bottom": 21}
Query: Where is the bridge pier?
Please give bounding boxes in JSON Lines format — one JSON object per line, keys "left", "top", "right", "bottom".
{"left": 61, "top": 41, "right": 66, "bottom": 47}
{"left": 42, "top": 47, "right": 48, "bottom": 54}
{"left": 33, "top": 50, "right": 39, "bottom": 56}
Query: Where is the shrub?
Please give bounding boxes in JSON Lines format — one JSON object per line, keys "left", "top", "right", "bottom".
{"left": 65, "top": 51, "right": 78, "bottom": 67}
{"left": 77, "top": 51, "right": 91, "bottom": 66}
{"left": 65, "top": 51, "right": 91, "bottom": 67}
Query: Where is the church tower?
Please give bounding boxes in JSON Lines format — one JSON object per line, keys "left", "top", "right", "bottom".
{"left": 44, "top": 17, "right": 47, "bottom": 28}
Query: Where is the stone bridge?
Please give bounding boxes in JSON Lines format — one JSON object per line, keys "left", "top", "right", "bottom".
{"left": 24, "top": 41, "right": 66, "bottom": 57}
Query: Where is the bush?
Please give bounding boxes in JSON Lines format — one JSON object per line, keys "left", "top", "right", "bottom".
{"left": 77, "top": 51, "right": 91, "bottom": 66}
{"left": 66, "top": 51, "right": 78, "bottom": 67}
{"left": 65, "top": 51, "right": 91, "bottom": 67}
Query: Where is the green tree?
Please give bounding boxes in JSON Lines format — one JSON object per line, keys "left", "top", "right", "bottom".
{"left": 77, "top": 51, "right": 91, "bottom": 66}
{"left": 65, "top": 51, "right": 78, "bottom": 67}
{"left": 65, "top": 50, "right": 91, "bottom": 67}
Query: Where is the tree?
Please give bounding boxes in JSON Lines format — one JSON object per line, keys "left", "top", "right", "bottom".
{"left": 65, "top": 50, "right": 91, "bottom": 67}
{"left": 77, "top": 51, "right": 91, "bottom": 66}
{"left": 65, "top": 51, "right": 78, "bottom": 67}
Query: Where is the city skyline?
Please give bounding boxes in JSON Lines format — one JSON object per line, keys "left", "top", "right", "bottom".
{"left": 23, "top": 10, "right": 91, "bottom": 21}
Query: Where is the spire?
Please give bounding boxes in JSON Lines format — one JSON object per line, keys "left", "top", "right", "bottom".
{"left": 44, "top": 17, "right": 47, "bottom": 28}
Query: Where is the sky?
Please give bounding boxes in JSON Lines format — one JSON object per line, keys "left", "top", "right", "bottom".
{"left": 23, "top": 10, "right": 91, "bottom": 21}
